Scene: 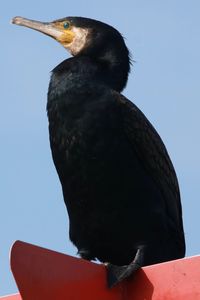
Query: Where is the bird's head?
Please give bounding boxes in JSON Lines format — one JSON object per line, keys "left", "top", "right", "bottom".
{"left": 12, "top": 16, "right": 130, "bottom": 91}
{"left": 12, "top": 16, "right": 127, "bottom": 56}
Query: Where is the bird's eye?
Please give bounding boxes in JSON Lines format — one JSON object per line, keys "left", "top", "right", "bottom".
{"left": 63, "top": 21, "right": 70, "bottom": 29}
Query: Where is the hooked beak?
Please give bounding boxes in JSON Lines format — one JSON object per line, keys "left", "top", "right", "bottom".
{"left": 11, "top": 17, "right": 75, "bottom": 46}
{"left": 12, "top": 17, "right": 63, "bottom": 39}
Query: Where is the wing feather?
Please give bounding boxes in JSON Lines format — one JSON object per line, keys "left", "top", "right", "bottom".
{"left": 113, "top": 91, "right": 184, "bottom": 234}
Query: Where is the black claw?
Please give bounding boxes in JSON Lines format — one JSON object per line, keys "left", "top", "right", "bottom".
{"left": 106, "top": 248, "right": 144, "bottom": 288}
{"left": 77, "top": 248, "right": 95, "bottom": 261}
{"left": 107, "top": 262, "right": 141, "bottom": 288}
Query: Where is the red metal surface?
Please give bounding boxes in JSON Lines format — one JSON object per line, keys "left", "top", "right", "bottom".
{"left": 8, "top": 240, "right": 200, "bottom": 299}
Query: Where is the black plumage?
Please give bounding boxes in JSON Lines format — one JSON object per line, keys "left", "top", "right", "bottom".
{"left": 12, "top": 16, "right": 185, "bottom": 286}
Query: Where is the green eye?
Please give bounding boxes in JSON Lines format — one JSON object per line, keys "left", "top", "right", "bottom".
{"left": 63, "top": 21, "right": 70, "bottom": 29}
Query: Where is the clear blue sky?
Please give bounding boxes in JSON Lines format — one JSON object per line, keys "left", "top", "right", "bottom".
{"left": 1, "top": 0, "right": 200, "bottom": 295}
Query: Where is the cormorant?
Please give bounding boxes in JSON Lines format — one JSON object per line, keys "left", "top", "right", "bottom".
{"left": 12, "top": 16, "right": 185, "bottom": 287}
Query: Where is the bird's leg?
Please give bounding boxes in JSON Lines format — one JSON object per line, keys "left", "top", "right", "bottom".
{"left": 106, "top": 247, "right": 144, "bottom": 288}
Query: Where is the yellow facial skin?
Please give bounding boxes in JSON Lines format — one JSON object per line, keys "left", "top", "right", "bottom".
{"left": 12, "top": 17, "right": 75, "bottom": 48}
{"left": 52, "top": 21, "right": 75, "bottom": 46}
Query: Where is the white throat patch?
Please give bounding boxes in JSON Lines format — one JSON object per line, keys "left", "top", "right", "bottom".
{"left": 65, "top": 27, "right": 89, "bottom": 56}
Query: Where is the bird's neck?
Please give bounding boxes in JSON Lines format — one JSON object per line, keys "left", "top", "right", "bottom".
{"left": 93, "top": 42, "right": 130, "bottom": 92}
{"left": 49, "top": 47, "right": 130, "bottom": 101}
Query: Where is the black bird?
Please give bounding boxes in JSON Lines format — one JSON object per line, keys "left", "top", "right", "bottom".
{"left": 12, "top": 16, "right": 185, "bottom": 287}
